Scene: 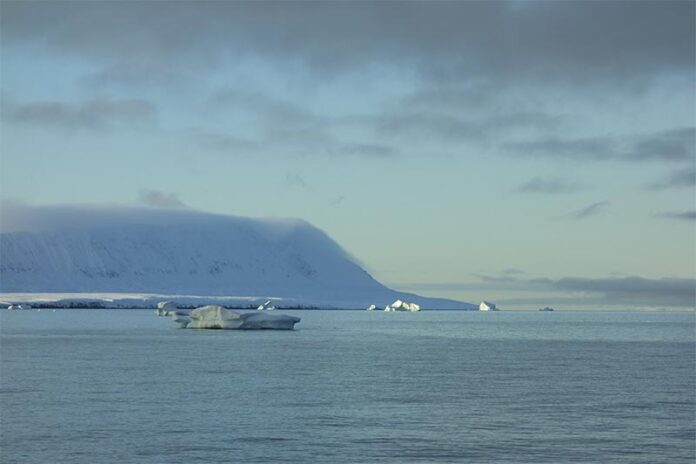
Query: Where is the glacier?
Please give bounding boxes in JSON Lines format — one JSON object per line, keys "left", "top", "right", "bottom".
{"left": 0, "top": 205, "right": 476, "bottom": 310}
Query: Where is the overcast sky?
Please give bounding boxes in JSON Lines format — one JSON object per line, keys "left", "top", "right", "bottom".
{"left": 1, "top": 1, "right": 694, "bottom": 309}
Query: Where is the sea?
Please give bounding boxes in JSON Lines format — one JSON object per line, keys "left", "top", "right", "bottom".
{"left": 1, "top": 309, "right": 694, "bottom": 463}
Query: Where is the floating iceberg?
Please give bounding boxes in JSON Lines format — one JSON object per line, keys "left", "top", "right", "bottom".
{"left": 366, "top": 304, "right": 378, "bottom": 311}
{"left": 383, "top": 299, "right": 420, "bottom": 312}
{"left": 7, "top": 304, "right": 31, "bottom": 310}
{"left": 156, "top": 301, "right": 178, "bottom": 316}
{"left": 479, "top": 301, "right": 498, "bottom": 311}
{"left": 256, "top": 300, "right": 276, "bottom": 311}
{"left": 165, "top": 305, "right": 300, "bottom": 330}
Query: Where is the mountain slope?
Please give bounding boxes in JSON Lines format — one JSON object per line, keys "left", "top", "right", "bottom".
{"left": 0, "top": 206, "right": 474, "bottom": 309}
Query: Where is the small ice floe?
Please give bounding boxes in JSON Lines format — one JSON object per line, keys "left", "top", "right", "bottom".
{"left": 165, "top": 305, "right": 300, "bottom": 330}
{"left": 479, "top": 301, "right": 498, "bottom": 311}
{"left": 156, "top": 301, "right": 178, "bottom": 316}
{"left": 383, "top": 300, "right": 420, "bottom": 312}
{"left": 256, "top": 300, "right": 275, "bottom": 311}
{"left": 7, "top": 304, "right": 32, "bottom": 310}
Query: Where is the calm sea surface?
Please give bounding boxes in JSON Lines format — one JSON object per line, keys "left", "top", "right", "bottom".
{"left": 1, "top": 310, "right": 694, "bottom": 463}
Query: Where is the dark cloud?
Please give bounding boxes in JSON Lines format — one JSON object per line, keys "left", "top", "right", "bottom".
{"left": 516, "top": 177, "right": 586, "bottom": 194}
{"left": 2, "top": 2, "right": 692, "bottom": 84}
{"left": 568, "top": 201, "right": 611, "bottom": 219}
{"left": 507, "top": 128, "right": 696, "bottom": 163}
{"left": 506, "top": 137, "right": 617, "bottom": 161}
{"left": 370, "top": 110, "right": 559, "bottom": 143}
{"left": 202, "top": 91, "right": 398, "bottom": 158}
{"left": 195, "top": 132, "right": 259, "bottom": 154}
{"left": 647, "top": 168, "right": 696, "bottom": 190}
{"left": 3, "top": 97, "right": 155, "bottom": 130}
{"left": 627, "top": 127, "right": 696, "bottom": 162}
{"left": 552, "top": 276, "right": 695, "bottom": 307}
{"left": 338, "top": 143, "right": 395, "bottom": 158}
{"left": 656, "top": 210, "right": 696, "bottom": 222}
{"left": 501, "top": 268, "right": 525, "bottom": 275}
{"left": 138, "top": 190, "right": 187, "bottom": 209}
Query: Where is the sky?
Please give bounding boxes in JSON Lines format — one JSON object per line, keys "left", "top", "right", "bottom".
{"left": 0, "top": 1, "right": 694, "bottom": 309}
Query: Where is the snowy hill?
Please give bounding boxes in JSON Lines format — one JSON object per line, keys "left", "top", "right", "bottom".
{"left": 0, "top": 206, "right": 474, "bottom": 309}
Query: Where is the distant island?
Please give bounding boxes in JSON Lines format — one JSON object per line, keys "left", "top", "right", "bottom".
{"left": 0, "top": 206, "right": 476, "bottom": 310}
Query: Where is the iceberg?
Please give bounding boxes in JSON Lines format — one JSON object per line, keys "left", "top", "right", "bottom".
{"left": 164, "top": 305, "right": 300, "bottom": 330}
{"left": 383, "top": 299, "right": 421, "bottom": 312}
{"left": 366, "top": 304, "right": 378, "bottom": 311}
{"left": 7, "top": 304, "right": 31, "bottom": 310}
{"left": 479, "top": 301, "right": 498, "bottom": 311}
{"left": 236, "top": 311, "right": 300, "bottom": 330}
{"left": 156, "top": 301, "right": 178, "bottom": 316}
{"left": 256, "top": 300, "right": 276, "bottom": 311}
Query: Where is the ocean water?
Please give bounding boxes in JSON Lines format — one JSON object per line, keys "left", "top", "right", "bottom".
{"left": 1, "top": 310, "right": 694, "bottom": 464}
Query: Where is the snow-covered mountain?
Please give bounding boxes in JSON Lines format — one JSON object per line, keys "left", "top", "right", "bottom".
{"left": 0, "top": 206, "right": 474, "bottom": 309}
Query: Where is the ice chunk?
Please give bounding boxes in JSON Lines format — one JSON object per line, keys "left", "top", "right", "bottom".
{"left": 164, "top": 304, "right": 300, "bottom": 330}
{"left": 479, "top": 301, "right": 497, "bottom": 311}
{"left": 7, "top": 304, "right": 31, "bottom": 310}
{"left": 367, "top": 304, "right": 378, "bottom": 311}
{"left": 384, "top": 299, "right": 420, "bottom": 312}
{"left": 256, "top": 300, "right": 275, "bottom": 311}
{"left": 237, "top": 312, "right": 301, "bottom": 330}
{"left": 170, "top": 312, "right": 192, "bottom": 328}
{"left": 156, "top": 301, "right": 178, "bottom": 316}
{"left": 186, "top": 305, "right": 244, "bottom": 329}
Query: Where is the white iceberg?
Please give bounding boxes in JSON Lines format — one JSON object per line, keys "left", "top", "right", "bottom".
{"left": 479, "top": 301, "right": 498, "bottom": 311}
{"left": 7, "top": 304, "right": 31, "bottom": 310}
{"left": 367, "top": 304, "right": 378, "bottom": 311}
{"left": 256, "top": 300, "right": 275, "bottom": 311}
{"left": 165, "top": 305, "right": 300, "bottom": 330}
{"left": 383, "top": 299, "right": 421, "bottom": 312}
{"left": 156, "top": 301, "right": 178, "bottom": 316}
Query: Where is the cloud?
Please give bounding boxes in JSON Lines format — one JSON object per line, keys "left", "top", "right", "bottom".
{"left": 2, "top": 97, "right": 155, "bottom": 130}
{"left": 516, "top": 177, "right": 586, "bottom": 194}
{"left": 655, "top": 210, "right": 696, "bottom": 222}
{"left": 328, "top": 196, "right": 345, "bottom": 207}
{"left": 567, "top": 201, "right": 611, "bottom": 219}
{"left": 398, "top": 275, "right": 696, "bottom": 308}
{"left": 195, "top": 132, "right": 259, "bottom": 154}
{"left": 506, "top": 128, "right": 696, "bottom": 163}
{"left": 627, "top": 127, "right": 696, "bottom": 162}
{"left": 2, "top": 2, "right": 692, "bottom": 84}
{"left": 506, "top": 136, "right": 617, "bottom": 161}
{"left": 138, "top": 190, "right": 187, "bottom": 209}
{"left": 647, "top": 168, "right": 696, "bottom": 190}
{"left": 285, "top": 172, "right": 307, "bottom": 189}
{"left": 337, "top": 143, "right": 395, "bottom": 158}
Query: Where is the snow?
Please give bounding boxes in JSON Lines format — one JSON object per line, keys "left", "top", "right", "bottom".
{"left": 156, "top": 301, "right": 177, "bottom": 316}
{"left": 383, "top": 299, "right": 421, "bottom": 312}
{"left": 165, "top": 305, "right": 300, "bottom": 330}
{"left": 7, "top": 304, "right": 31, "bottom": 310}
{"left": 256, "top": 300, "right": 275, "bottom": 311}
{"left": 479, "top": 301, "right": 497, "bottom": 311}
{"left": 0, "top": 206, "right": 476, "bottom": 310}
